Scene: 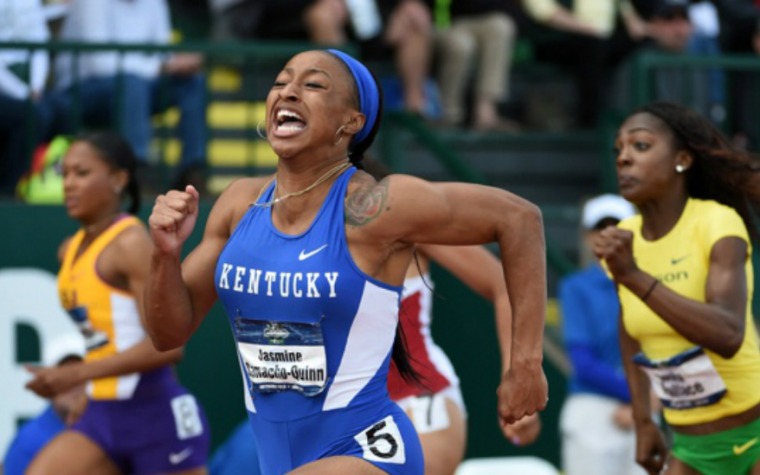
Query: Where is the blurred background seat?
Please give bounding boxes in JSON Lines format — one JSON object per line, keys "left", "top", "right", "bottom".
{"left": 456, "top": 456, "right": 561, "bottom": 475}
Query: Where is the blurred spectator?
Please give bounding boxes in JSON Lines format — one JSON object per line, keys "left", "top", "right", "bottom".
{"left": 210, "top": 0, "right": 437, "bottom": 117}
{"left": 711, "top": 0, "right": 760, "bottom": 149}
{"left": 54, "top": 0, "right": 208, "bottom": 190}
{"left": 645, "top": 0, "right": 693, "bottom": 51}
{"left": 2, "top": 333, "right": 86, "bottom": 475}
{"left": 435, "top": 0, "right": 521, "bottom": 130}
{"left": 633, "top": 0, "right": 695, "bottom": 105}
{"left": 521, "top": 0, "right": 644, "bottom": 128}
{"left": 0, "top": 0, "right": 59, "bottom": 197}
{"left": 686, "top": 1, "right": 725, "bottom": 125}
{"left": 208, "top": 0, "right": 348, "bottom": 45}
{"left": 614, "top": 0, "right": 724, "bottom": 124}
{"left": 558, "top": 194, "right": 645, "bottom": 475}
{"left": 359, "top": 0, "right": 437, "bottom": 116}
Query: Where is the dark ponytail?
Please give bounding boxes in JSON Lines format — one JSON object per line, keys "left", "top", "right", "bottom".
{"left": 77, "top": 131, "right": 141, "bottom": 214}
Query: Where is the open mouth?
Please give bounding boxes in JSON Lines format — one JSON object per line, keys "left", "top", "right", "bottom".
{"left": 274, "top": 109, "right": 307, "bottom": 135}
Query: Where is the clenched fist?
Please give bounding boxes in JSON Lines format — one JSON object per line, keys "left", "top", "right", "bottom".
{"left": 149, "top": 185, "right": 200, "bottom": 255}
{"left": 592, "top": 226, "right": 638, "bottom": 282}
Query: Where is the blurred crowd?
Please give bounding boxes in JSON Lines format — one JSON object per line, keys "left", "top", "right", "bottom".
{"left": 2, "top": 0, "right": 760, "bottom": 198}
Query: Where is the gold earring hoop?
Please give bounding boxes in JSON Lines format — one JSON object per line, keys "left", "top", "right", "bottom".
{"left": 257, "top": 120, "right": 268, "bottom": 140}
{"left": 334, "top": 125, "right": 346, "bottom": 146}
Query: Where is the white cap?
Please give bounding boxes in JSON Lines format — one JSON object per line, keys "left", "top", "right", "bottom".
{"left": 582, "top": 194, "right": 636, "bottom": 230}
{"left": 43, "top": 333, "right": 86, "bottom": 367}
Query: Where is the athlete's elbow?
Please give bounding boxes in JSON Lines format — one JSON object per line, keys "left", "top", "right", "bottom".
{"left": 712, "top": 321, "right": 744, "bottom": 359}
{"left": 513, "top": 201, "right": 544, "bottom": 237}
{"left": 717, "top": 332, "right": 743, "bottom": 359}
{"left": 151, "top": 337, "right": 183, "bottom": 352}
{"left": 151, "top": 337, "right": 185, "bottom": 352}
{"left": 148, "top": 329, "right": 188, "bottom": 352}
{"left": 162, "top": 346, "right": 186, "bottom": 363}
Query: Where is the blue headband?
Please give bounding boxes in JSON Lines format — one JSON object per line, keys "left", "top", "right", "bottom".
{"left": 327, "top": 49, "right": 379, "bottom": 147}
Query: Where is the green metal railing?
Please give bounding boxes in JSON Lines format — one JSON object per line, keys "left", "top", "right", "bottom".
{"left": 0, "top": 40, "right": 328, "bottom": 58}
{"left": 599, "top": 51, "right": 760, "bottom": 191}
{"left": 381, "top": 112, "right": 578, "bottom": 276}
{"left": 630, "top": 51, "right": 760, "bottom": 108}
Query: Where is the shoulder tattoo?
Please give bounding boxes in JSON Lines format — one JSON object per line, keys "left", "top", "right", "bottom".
{"left": 345, "top": 177, "right": 390, "bottom": 227}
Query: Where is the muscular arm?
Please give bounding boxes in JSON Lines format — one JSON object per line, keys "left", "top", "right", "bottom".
{"left": 619, "top": 308, "right": 667, "bottom": 474}
{"left": 420, "top": 244, "right": 513, "bottom": 371}
{"left": 619, "top": 316, "right": 651, "bottom": 424}
{"left": 144, "top": 180, "right": 255, "bottom": 350}
{"left": 109, "top": 226, "right": 183, "bottom": 369}
{"left": 27, "top": 226, "right": 180, "bottom": 397}
{"left": 615, "top": 237, "right": 748, "bottom": 359}
{"left": 351, "top": 174, "right": 547, "bottom": 421}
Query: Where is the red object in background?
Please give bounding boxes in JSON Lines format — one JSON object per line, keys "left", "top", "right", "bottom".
{"left": 29, "top": 143, "right": 50, "bottom": 175}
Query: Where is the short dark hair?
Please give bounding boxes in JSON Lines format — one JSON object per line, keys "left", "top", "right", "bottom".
{"left": 76, "top": 131, "right": 141, "bottom": 214}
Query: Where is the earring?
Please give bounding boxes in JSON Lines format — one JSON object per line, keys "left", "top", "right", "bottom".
{"left": 334, "top": 125, "right": 346, "bottom": 146}
{"left": 256, "top": 120, "right": 268, "bottom": 140}
{"left": 675, "top": 164, "right": 685, "bottom": 173}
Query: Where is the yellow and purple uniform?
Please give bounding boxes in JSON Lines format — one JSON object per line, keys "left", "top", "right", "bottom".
{"left": 57, "top": 215, "right": 209, "bottom": 474}
{"left": 59, "top": 215, "right": 147, "bottom": 400}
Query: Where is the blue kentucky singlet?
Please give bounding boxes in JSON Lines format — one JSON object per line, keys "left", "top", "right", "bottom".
{"left": 215, "top": 167, "right": 403, "bottom": 422}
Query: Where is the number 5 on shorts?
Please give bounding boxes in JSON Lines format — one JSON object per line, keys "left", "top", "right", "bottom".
{"left": 354, "top": 415, "right": 406, "bottom": 464}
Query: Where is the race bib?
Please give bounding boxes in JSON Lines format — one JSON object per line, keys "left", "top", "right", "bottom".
{"left": 405, "top": 393, "right": 450, "bottom": 434}
{"left": 354, "top": 415, "right": 406, "bottom": 464}
{"left": 235, "top": 317, "right": 328, "bottom": 397}
{"left": 634, "top": 347, "right": 726, "bottom": 409}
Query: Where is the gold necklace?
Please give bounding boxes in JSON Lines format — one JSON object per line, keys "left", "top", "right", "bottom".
{"left": 251, "top": 161, "right": 352, "bottom": 208}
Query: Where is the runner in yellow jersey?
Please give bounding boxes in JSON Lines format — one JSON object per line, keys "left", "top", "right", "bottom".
{"left": 595, "top": 102, "right": 760, "bottom": 475}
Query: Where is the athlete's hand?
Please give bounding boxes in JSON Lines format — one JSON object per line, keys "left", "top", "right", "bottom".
{"left": 63, "top": 390, "right": 88, "bottom": 426}
{"left": 502, "top": 412, "right": 542, "bottom": 446}
{"left": 635, "top": 419, "right": 668, "bottom": 475}
{"left": 25, "top": 363, "right": 86, "bottom": 398}
{"left": 149, "top": 185, "right": 200, "bottom": 255}
{"left": 592, "top": 226, "right": 638, "bottom": 282}
{"left": 497, "top": 362, "right": 548, "bottom": 426}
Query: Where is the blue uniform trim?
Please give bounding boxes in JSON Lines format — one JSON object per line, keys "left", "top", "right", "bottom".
{"left": 216, "top": 167, "right": 422, "bottom": 472}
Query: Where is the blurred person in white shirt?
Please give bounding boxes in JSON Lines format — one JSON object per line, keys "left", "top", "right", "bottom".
{"left": 54, "top": 0, "right": 208, "bottom": 189}
{"left": 0, "top": 0, "right": 66, "bottom": 196}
